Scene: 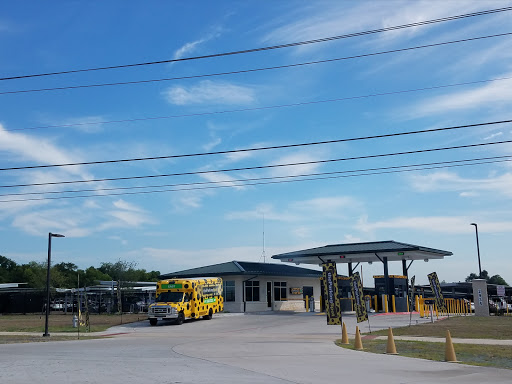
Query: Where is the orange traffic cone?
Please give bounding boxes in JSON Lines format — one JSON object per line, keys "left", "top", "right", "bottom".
{"left": 354, "top": 326, "right": 364, "bottom": 350}
{"left": 341, "top": 322, "right": 349, "bottom": 344}
{"left": 445, "top": 330, "right": 458, "bottom": 362}
{"left": 386, "top": 327, "right": 398, "bottom": 355}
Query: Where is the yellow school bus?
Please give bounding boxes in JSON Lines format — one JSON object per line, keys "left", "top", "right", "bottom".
{"left": 148, "top": 277, "right": 223, "bottom": 326}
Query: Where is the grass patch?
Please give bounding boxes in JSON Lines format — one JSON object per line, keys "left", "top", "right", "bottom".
{"left": 368, "top": 315, "right": 512, "bottom": 339}
{"left": 0, "top": 312, "right": 145, "bottom": 333}
{"left": 335, "top": 339, "right": 512, "bottom": 370}
{"left": 0, "top": 335, "right": 104, "bottom": 344}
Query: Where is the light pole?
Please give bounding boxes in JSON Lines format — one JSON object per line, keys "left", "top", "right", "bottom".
{"left": 43, "top": 232, "right": 65, "bottom": 337}
{"left": 470, "top": 223, "right": 482, "bottom": 278}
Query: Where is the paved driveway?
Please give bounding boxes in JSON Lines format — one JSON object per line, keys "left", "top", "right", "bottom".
{"left": 0, "top": 312, "right": 509, "bottom": 383}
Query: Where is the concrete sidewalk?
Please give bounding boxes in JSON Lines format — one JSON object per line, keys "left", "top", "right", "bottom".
{"left": 368, "top": 335, "right": 512, "bottom": 345}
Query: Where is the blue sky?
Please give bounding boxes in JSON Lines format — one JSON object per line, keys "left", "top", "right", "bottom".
{"left": 1, "top": 1, "right": 512, "bottom": 286}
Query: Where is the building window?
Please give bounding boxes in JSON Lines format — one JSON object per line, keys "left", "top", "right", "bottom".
{"left": 223, "top": 280, "right": 235, "bottom": 302}
{"left": 274, "top": 282, "right": 287, "bottom": 301}
{"left": 245, "top": 280, "right": 260, "bottom": 301}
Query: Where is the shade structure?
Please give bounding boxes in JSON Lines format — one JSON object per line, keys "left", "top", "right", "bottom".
{"left": 272, "top": 240, "right": 452, "bottom": 266}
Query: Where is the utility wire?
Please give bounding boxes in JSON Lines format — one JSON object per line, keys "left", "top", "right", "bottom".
{"left": 3, "top": 155, "right": 511, "bottom": 198}
{"left": 2, "top": 156, "right": 510, "bottom": 203}
{"left": 1, "top": 139, "right": 511, "bottom": 189}
{"left": 5, "top": 76, "right": 512, "bottom": 133}
{"left": 1, "top": 32, "right": 510, "bottom": 95}
{"left": 1, "top": 119, "right": 510, "bottom": 171}
{"left": 2, "top": 6, "right": 510, "bottom": 81}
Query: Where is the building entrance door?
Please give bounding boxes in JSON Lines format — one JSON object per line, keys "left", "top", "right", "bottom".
{"left": 267, "top": 282, "right": 272, "bottom": 308}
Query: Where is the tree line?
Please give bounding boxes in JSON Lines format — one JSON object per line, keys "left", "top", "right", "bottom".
{"left": 0, "top": 255, "right": 160, "bottom": 289}
{"left": 465, "top": 270, "right": 508, "bottom": 286}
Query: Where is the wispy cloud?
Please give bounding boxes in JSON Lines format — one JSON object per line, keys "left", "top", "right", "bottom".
{"left": 408, "top": 171, "right": 512, "bottom": 196}
{"left": 171, "top": 27, "right": 223, "bottom": 61}
{"left": 408, "top": 76, "right": 512, "bottom": 118}
{"left": 262, "top": 1, "right": 497, "bottom": 51}
{"left": 356, "top": 215, "right": 512, "bottom": 234}
{"left": 163, "top": 80, "right": 257, "bottom": 106}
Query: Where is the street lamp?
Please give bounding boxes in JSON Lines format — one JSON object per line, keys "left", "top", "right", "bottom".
{"left": 470, "top": 223, "right": 482, "bottom": 278}
{"left": 43, "top": 232, "right": 65, "bottom": 337}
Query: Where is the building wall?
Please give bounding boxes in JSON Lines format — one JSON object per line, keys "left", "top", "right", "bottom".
{"left": 222, "top": 275, "right": 321, "bottom": 313}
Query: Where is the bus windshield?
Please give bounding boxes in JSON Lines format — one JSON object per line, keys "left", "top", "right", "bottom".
{"left": 156, "top": 291, "right": 184, "bottom": 303}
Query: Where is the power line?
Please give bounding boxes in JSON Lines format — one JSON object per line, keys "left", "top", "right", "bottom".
{"left": 1, "top": 139, "right": 511, "bottom": 189}
{"left": 2, "top": 32, "right": 510, "bottom": 95}
{"left": 1, "top": 119, "right": 510, "bottom": 171}
{"left": 2, "top": 6, "right": 510, "bottom": 82}
{"left": 3, "top": 155, "right": 510, "bottom": 198}
{"left": 1, "top": 155, "right": 510, "bottom": 203}
{"left": 5, "top": 76, "right": 512, "bottom": 133}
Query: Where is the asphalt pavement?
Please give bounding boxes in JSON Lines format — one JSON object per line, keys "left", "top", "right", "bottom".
{"left": 0, "top": 312, "right": 510, "bottom": 384}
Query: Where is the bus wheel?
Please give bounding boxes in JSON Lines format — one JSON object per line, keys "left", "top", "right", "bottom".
{"left": 174, "top": 312, "right": 185, "bottom": 325}
{"left": 203, "top": 309, "right": 213, "bottom": 320}
{"left": 149, "top": 318, "right": 157, "bottom": 326}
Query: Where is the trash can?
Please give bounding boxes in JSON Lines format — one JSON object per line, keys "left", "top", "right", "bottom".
{"left": 72, "top": 315, "right": 78, "bottom": 328}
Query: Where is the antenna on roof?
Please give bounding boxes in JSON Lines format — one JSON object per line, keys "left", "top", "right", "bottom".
{"left": 259, "top": 212, "right": 266, "bottom": 263}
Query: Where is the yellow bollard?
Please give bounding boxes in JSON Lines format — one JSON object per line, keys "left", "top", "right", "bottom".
{"left": 445, "top": 330, "right": 458, "bottom": 362}
{"left": 383, "top": 295, "right": 389, "bottom": 313}
{"left": 374, "top": 295, "right": 378, "bottom": 312}
{"left": 415, "top": 295, "right": 419, "bottom": 312}
{"left": 386, "top": 327, "right": 398, "bottom": 355}
{"left": 354, "top": 326, "right": 364, "bottom": 350}
{"left": 341, "top": 322, "right": 349, "bottom": 344}
{"left": 392, "top": 295, "right": 396, "bottom": 313}
{"left": 419, "top": 298, "right": 424, "bottom": 318}
{"left": 305, "top": 295, "right": 309, "bottom": 312}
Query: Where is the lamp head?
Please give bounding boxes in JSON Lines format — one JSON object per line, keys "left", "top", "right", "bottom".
{"left": 50, "top": 233, "right": 65, "bottom": 238}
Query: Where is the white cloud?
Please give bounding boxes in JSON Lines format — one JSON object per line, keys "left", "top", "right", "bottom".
{"left": 11, "top": 208, "right": 92, "bottom": 237}
{"left": 262, "top": 1, "right": 496, "bottom": 51}
{"left": 52, "top": 115, "right": 105, "bottom": 133}
{"left": 268, "top": 151, "right": 323, "bottom": 177}
{"left": 226, "top": 196, "right": 361, "bottom": 223}
{"left": 409, "top": 77, "right": 512, "bottom": 117}
{"left": 408, "top": 171, "right": 512, "bottom": 196}
{"left": 162, "top": 80, "right": 256, "bottom": 106}
{"left": 172, "top": 28, "right": 223, "bottom": 60}
{"left": 101, "top": 200, "right": 154, "bottom": 229}
{"left": 356, "top": 215, "right": 512, "bottom": 234}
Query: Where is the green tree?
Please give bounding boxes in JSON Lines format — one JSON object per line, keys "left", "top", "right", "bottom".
{"left": 488, "top": 275, "right": 509, "bottom": 286}
{"left": 0, "top": 255, "right": 18, "bottom": 283}
{"left": 465, "top": 270, "right": 508, "bottom": 286}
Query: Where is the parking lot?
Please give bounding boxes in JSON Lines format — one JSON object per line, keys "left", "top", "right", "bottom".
{"left": 0, "top": 312, "right": 510, "bottom": 383}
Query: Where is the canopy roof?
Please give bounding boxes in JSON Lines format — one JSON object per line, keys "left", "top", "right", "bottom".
{"left": 272, "top": 240, "right": 452, "bottom": 265}
{"left": 160, "top": 260, "right": 322, "bottom": 279}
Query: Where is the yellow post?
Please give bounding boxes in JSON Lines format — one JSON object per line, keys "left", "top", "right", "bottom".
{"left": 392, "top": 295, "right": 396, "bottom": 313}
{"left": 406, "top": 298, "right": 410, "bottom": 312}
{"left": 415, "top": 295, "right": 419, "bottom": 312}
{"left": 374, "top": 295, "right": 378, "bottom": 312}
{"left": 383, "top": 295, "right": 388, "bottom": 313}
{"left": 305, "top": 295, "right": 309, "bottom": 312}
{"left": 419, "top": 298, "right": 424, "bottom": 318}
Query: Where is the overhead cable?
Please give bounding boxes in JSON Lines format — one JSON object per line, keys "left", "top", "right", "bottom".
{"left": 2, "top": 6, "right": 511, "bottom": 81}
{"left": 2, "top": 155, "right": 511, "bottom": 198}
{"left": 1, "top": 32, "right": 511, "bottom": 95}
{"left": 1, "top": 139, "right": 511, "bottom": 189}
{"left": 5, "top": 76, "right": 512, "bottom": 133}
{"left": 1, "top": 156, "right": 510, "bottom": 203}
{"left": 1, "top": 119, "right": 510, "bottom": 171}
